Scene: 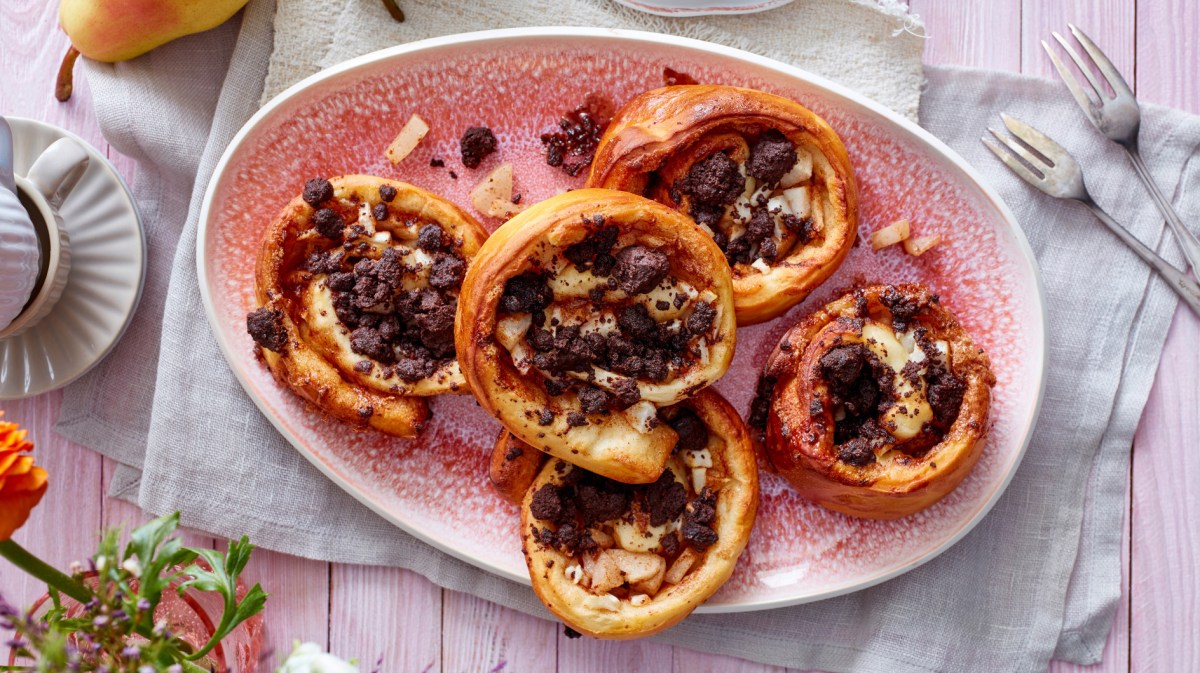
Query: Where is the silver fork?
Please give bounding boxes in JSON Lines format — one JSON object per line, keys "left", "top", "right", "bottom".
{"left": 983, "top": 113, "right": 1200, "bottom": 316}
{"left": 1042, "top": 24, "right": 1200, "bottom": 273}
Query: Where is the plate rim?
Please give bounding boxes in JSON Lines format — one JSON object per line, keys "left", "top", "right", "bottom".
{"left": 196, "top": 26, "right": 1048, "bottom": 613}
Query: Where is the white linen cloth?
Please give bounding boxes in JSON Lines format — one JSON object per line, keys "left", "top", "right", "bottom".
{"left": 55, "top": 1, "right": 1200, "bottom": 670}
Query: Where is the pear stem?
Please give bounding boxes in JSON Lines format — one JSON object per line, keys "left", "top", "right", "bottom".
{"left": 381, "top": 0, "right": 405, "bottom": 22}
{"left": 55, "top": 45, "right": 80, "bottom": 102}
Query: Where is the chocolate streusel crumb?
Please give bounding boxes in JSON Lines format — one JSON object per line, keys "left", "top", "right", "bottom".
{"left": 379, "top": 184, "right": 397, "bottom": 202}
{"left": 416, "top": 224, "right": 445, "bottom": 252}
{"left": 611, "top": 377, "right": 641, "bottom": 407}
{"left": 460, "top": 126, "right": 498, "bottom": 168}
{"left": 246, "top": 307, "right": 287, "bottom": 352}
{"left": 428, "top": 253, "right": 465, "bottom": 290}
{"left": 448, "top": 170, "right": 458, "bottom": 179}
{"left": 531, "top": 484, "right": 567, "bottom": 523}
{"left": 668, "top": 408, "right": 709, "bottom": 453}
{"left": 302, "top": 177, "right": 333, "bottom": 207}
{"left": 539, "top": 408, "right": 555, "bottom": 426}
{"left": 505, "top": 444, "right": 523, "bottom": 461}
{"left": 746, "top": 129, "right": 797, "bottom": 186}
{"left": 312, "top": 208, "right": 344, "bottom": 239}
{"left": 563, "top": 626, "right": 583, "bottom": 639}
{"left": 644, "top": 471, "right": 687, "bottom": 527}
{"left": 566, "top": 411, "right": 587, "bottom": 427}
{"left": 429, "top": 157, "right": 444, "bottom": 168}
{"left": 499, "top": 273, "right": 553, "bottom": 313}
{"left": 371, "top": 203, "right": 389, "bottom": 221}
{"left": 677, "top": 152, "right": 744, "bottom": 207}
{"left": 306, "top": 250, "right": 343, "bottom": 275}
{"left": 837, "top": 438, "right": 876, "bottom": 466}
{"left": 613, "top": 245, "right": 670, "bottom": 295}
{"left": 577, "top": 385, "right": 610, "bottom": 415}
{"left": 685, "top": 301, "right": 716, "bottom": 336}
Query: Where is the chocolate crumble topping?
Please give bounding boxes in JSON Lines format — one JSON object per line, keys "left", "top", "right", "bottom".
{"left": 668, "top": 408, "right": 708, "bottom": 453}
{"left": 460, "top": 126, "right": 498, "bottom": 168}
{"left": 499, "top": 273, "right": 553, "bottom": 313}
{"left": 612, "top": 245, "right": 670, "bottom": 295}
{"left": 302, "top": 177, "right": 333, "bottom": 207}
{"left": 246, "top": 307, "right": 287, "bottom": 352}
{"left": 378, "top": 184, "right": 397, "bottom": 202}
{"left": 746, "top": 129, "right": 797, "bottom": 186}
{"left": 676, "top": 152, "right": 744, "bottom": 209}
{"left": 312, "top": 208, "right": 344, "bottom": 239}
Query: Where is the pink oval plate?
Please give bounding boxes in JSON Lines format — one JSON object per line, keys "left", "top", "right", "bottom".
{"left": 198, "top": 28, "right": 1046, "bottom": 612}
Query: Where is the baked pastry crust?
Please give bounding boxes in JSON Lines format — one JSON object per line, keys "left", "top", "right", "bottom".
{"left": 520, "top": 389, "right": 758, "bottom": 639}
{"left": 588, "top": 84, "right": 858, "bottom": 325}
{"left": 489, "top": 430, "right": 547, "bottom": 506}
{"left": 456, "top": 188, "right": 737, "bottom": 483}
{"left": 251, "top": 175, "right": 488, "bottom": 437}
{"left": 762, "top": 284, "right": 995, "bottom": 518}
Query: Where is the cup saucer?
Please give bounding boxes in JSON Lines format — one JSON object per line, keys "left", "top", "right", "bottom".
{"left": 0, "top": 117, "right": 145, "bottom": 400}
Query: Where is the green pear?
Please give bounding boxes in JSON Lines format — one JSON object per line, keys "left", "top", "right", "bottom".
{"left": 54, "top": 0, "right": 250, "bottom": 100}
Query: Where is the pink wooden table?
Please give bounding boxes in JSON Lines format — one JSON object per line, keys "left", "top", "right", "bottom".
{"left": 2, "top": 1, "right": 1196, "bottom": 670}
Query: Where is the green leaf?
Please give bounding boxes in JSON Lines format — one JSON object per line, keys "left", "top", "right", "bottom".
{"left": 178, "top": 536, "right": 269, "bottom": 660}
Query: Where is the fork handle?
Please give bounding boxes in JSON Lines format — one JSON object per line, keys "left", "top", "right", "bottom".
{"left": 1124, "top": 144, "right": 1200, "bottom": 274}
{"left": 1082, "top": 200, "right": 1200, "bottom": 316}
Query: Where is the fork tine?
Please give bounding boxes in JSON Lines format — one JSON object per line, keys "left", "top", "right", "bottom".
{"left": 987, "top": 127, "right": 1048, "bottom": 173}
{"left": 982, "top": 135, "right": 1047, "bottom": 188}
{"left": 1000, "top": 113, "right": 1078, "bottom": 170}
{"left": 1069, "top": 24, "right": 1135, "bottom": 100}
{"left": 1050, "top": 32, "right": 1106, "bottom": 100}
{"left": 1041, "top": 40, "right": 1102, "bottom": 122}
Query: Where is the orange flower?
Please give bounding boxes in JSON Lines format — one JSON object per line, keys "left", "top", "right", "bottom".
{"left": 0, "top": 411, "right": 47, "bottom": 540}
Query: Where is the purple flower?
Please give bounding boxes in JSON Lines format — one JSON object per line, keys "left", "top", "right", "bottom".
{"left": 122, "top": 645, "right": 140, "bottom": 660}
{"left": 112, "top": 609, "right": 128, "bottom": 622}
{"left": 92, "top": 615, "right": 110, "bottom": 627}
{"left": 137, "top": 598, "right": 151, "bottom": 612}
{"left": 5, "top": 638, "right": 26, "bottom": 649}
{"left": 84, "top": 598, "right": 100, "bottom": 611}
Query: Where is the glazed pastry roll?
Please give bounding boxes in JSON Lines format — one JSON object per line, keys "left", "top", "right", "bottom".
{"left": 248, "top": 175, "right": 488, "bottom": 437}
{"left": 760, "top": 284, "right": 996, "bottom": 519}
{"left": 521, "top": 390, "right": 758, "bottom": 639}
{"left": 490, "top": 430, "right": 547, "bottom": 506}
{"left": 588, "top": 85, "right": 858, "bottom": 324}
{"left": 456, "top": 189, "right": 737, "bottom": 484}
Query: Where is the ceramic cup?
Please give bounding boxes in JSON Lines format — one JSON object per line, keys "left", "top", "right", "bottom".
{"left": 0, "top": 138, "right": 90, "bottom": 339}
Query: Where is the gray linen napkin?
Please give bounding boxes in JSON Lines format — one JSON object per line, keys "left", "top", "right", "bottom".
{"left": 56, "top": 1, "right": 1200, "bottom": 671}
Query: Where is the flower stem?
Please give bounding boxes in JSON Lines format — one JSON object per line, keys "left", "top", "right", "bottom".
{"left": 0, "top": 539, "right": 92, "bottom": 604}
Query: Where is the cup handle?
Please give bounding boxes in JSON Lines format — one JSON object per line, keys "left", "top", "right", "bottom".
{"left": 25, "top": 138, "right": 90, "bottom": 209}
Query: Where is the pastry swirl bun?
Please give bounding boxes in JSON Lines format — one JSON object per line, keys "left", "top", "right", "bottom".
{"left": 761, "top": 284, "right": 996, "bottom": 519}
{"left": 521, "top": 389, "right": 758, "bottom": 639}
{"left": 588, "top": 85, "right": 858, "bottom": 325}
{"left": 456, "top": 189, "right": 737, "bottom": 484}
{"left": 249, "top": 175, "right": 488, "bottom": 437}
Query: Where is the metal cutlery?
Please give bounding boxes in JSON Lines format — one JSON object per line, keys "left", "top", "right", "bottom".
{"left": 1042, "top": 24, "right": 1200, "bottom": 273}
{"left": 984, "top": 113, "right": 1200, "bottom": 316}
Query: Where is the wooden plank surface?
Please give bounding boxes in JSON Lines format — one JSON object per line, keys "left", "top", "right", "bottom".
{"left": 1128, "top": 3, "right": 1200, "bottom": 672}
{"left": 2, "top": 1, "right": 1196, "bottom": 671}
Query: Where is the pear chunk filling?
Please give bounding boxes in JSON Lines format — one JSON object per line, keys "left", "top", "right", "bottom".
{"left": 529, "top": 408, "right": 725, "bottom": 606}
